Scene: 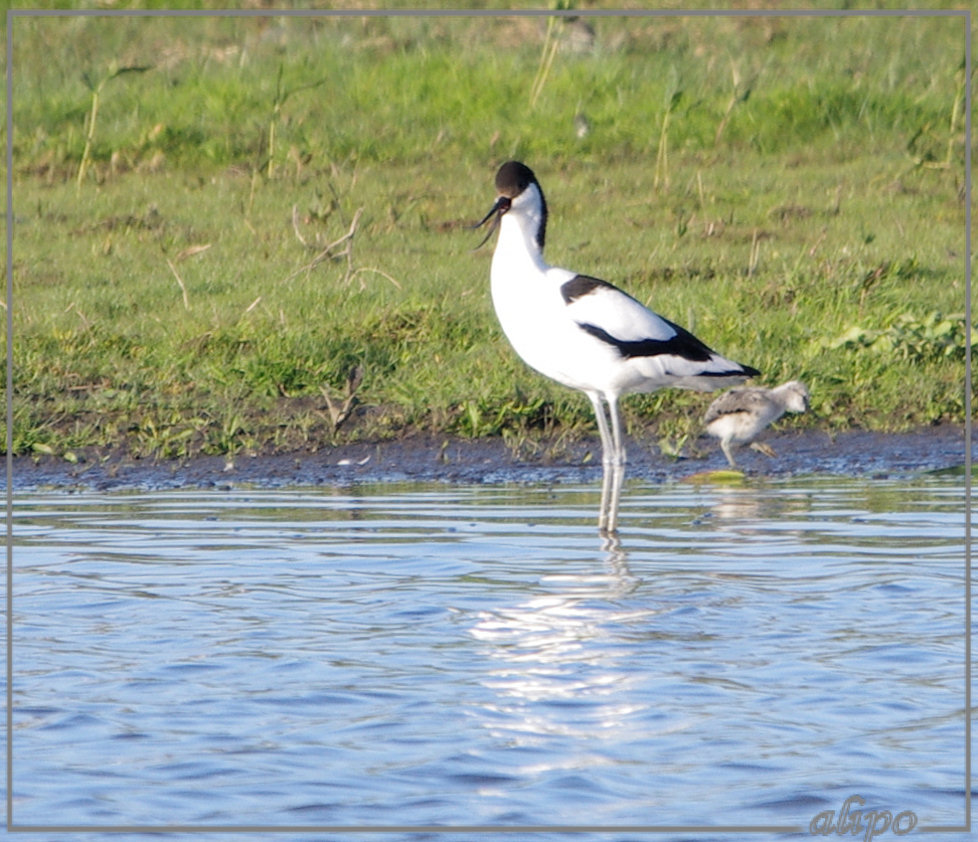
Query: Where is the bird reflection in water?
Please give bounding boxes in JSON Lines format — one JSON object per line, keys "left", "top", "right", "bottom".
{"left": 468, "top": 538, "right": 649, "bottom": 756}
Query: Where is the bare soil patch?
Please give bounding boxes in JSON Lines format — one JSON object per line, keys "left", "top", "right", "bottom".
{"left": 9, "top": 426, "right": 968, "bottom": 492}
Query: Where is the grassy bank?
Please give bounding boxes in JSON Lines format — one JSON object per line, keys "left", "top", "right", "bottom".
{"left": 6, "top": 7, "right": 972, "bottom": 462}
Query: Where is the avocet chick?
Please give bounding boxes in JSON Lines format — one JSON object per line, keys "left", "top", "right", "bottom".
{"left": 703, "top": 380, "right": 810, "bottom": 467}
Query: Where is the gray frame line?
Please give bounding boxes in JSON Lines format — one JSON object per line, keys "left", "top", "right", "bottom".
{"left": 4, "top": 7, "right": 13, "bottom": 836}
{"left": 5, "top": 6, "right": 972, "bottom": 835}
{"left": 962, "top": 7, "right": 973, "bottom": 836}
{"left": 6, "top": 824, "right": 803, "bottom": 834}
{"left": 6, "top": 7, "right": 969, "bottom": 16}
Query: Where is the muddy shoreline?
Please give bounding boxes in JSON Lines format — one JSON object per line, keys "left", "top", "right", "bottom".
{"left": 8, "top": 425, "right": 970, "bottom": 492}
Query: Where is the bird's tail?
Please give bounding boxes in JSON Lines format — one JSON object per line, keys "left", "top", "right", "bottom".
{"left": 668, "top": 357, "right": 759, "bottom": 393}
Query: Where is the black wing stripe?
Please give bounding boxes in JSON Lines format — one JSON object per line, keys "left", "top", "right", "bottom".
{"left": 577, "top": 320, "right": 714, "bottom": 362}
{"left": 561, "top": 274, "right": 634, "bottom": 305}
{"left": 577, "top": 321, "right": 760, "bottom": 377}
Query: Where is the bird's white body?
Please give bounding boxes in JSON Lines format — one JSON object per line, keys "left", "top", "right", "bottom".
{"left": 492, "top": 262, "right": 631, "bottom": 395}
{"left": 703, "top": 380, "right": 810, "bottom": 467}
{"left": 479, "top": 161, "right": 759, "bottom": 532}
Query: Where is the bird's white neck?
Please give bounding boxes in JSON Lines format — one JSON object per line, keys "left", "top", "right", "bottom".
{"left": 492, "top": 205, "right": 549, "bottom": 278}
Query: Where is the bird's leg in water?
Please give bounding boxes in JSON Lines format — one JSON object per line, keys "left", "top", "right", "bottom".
{"left": 591, "top": 393, "right": 625, "bottom": 533}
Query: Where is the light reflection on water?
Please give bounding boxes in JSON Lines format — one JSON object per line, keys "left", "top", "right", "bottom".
{"left": 7, "top": 474, "right": 968, "bottom": 837}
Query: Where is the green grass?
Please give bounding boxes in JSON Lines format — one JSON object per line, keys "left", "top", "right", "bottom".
{"left": 5, "top": 7, "right": 973, "bottom": 462}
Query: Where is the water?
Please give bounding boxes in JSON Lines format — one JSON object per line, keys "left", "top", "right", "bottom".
{"left": 6, "top": 475, "right": 969, "bottom": 839}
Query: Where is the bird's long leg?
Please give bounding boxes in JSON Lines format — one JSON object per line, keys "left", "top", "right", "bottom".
{"left": 721, "top": 439, "right": 738, "bottom": 468}
{"left": 604, "top": 395, "right": 626, "bottom": 533}
{"left": 604, "top": 461, "right": 625, "bottom": 534}
{"left": 588, "top": 392, "right": 615, "bottom": 463}
{"left": 598, "top": 462, "right": 613, "bottom": 533}
{"left": 607, "top": 393, "right": 626, "bottom": 467}
{"left": 588, "top": 392, "right": 615, "bottom": 532}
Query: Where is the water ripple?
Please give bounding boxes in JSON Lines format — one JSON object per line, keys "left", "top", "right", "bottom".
{"left": 8, "top": 474, "right": 968, "bottom": 833}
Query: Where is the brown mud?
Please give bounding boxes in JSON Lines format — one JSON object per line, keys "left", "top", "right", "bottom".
{"left": 8, "top": 425, "right": 970, "bottom": 492}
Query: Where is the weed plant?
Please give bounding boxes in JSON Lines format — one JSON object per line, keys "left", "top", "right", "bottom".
{"left": 6, "top": 8, "right": 972, "bottom": 461}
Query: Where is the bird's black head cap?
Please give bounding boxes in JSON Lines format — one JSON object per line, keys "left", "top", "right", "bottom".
{"left": 495, "top": 160, "right": 548, "bottom": 250}
{"left": 495, "top": 161, "right": 536, "bottom": 197}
